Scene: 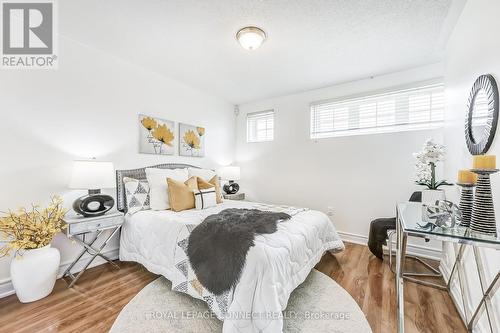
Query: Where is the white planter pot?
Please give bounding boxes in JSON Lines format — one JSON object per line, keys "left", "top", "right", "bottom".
{"left": 10, "top": 245, "right": 60, "bottom": 303}
{"left": 421, "top": 189, "right": 446, "bottom": 205}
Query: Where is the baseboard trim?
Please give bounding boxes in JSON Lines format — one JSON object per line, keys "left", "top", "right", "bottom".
{"left": 337, "top": 230, "right": 442, "bottom": 261}
{"left": 0, "top": 247, "right": 119, "bottom": 299}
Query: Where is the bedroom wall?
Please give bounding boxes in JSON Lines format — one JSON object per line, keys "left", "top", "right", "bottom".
{"left": 0, "top": 36, "right": 235, "bottom": 296}
{"left": 441, "top": 0, "right": 500, "bottom": 330}
{"left": 235, "top": 63, "right": 445, "bottom": 256}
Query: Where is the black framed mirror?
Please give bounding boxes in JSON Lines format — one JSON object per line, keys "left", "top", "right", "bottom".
{"left": 465, "top": 74, "right": 499, "bottom": 155}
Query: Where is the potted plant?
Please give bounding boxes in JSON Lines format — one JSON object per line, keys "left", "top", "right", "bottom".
{"left": 0, "top": 196, "right": 66, "bottom": 303}
{"left": 414, "top": 139, "right": 452, "bottom": 204}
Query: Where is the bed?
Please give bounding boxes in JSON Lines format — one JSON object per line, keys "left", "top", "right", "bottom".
{"left": 116, "top": 164, "right": 345, "bottom": 333}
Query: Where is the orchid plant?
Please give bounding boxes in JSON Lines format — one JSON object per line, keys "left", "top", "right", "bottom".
{"left": 413, "top": 139, "right": 452, "bottom": 190}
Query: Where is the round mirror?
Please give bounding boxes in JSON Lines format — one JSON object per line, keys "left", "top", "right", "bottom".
{"left": 471, "top": 89, "right": 489, "bottom": 143}
{"left": 465, "top": 75, "right": 499, "bottom": 155}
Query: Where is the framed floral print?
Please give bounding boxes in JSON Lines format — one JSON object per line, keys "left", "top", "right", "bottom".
{"left": 179, "top": 123, "right": 205, "bottom": 157}
{"left": 139, "top": 114, "right": 175, "bottom": 155}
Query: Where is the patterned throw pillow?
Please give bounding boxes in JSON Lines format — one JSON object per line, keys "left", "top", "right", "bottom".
{"left": 123, "top": 177, "right": 150, "bottom": 215}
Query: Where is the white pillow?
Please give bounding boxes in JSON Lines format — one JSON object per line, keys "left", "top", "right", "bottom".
{"left": 145, "top": 168, "right": 189, "bottom": 210}
{"left": 188, "top": 167, "right": 216, "bottom": 181}
{"left": 194, "top": 188, "right": 217, "bottom": 210}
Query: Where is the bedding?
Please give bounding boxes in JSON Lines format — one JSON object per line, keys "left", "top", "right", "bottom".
{"left": 119, "top": 201, "right": 344, "bottom": 333}
{"left": 198, "top": 175, "right": 223, "bottom": 203}
{"left": 187, "top": 208, "right": 292, "bottom": 295}
{"left": 194, "top": 188, "right": 217, "bottom": 210}
{"left": 188, "top": 167, "right": 216, "bottom": 181}
{"left": 123, "top": 177, "right": 150, "bottom": 215}
{"left": 166, "top": 176, "right": 198, "bottom": 212}
{"left": 145, "top": 168, "right": 189, "bottom": 210}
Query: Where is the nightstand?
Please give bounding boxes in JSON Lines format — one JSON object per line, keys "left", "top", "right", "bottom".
{"left": 223, "top": 193, "right": 245, "bottom": 201}
{"left": 62, "top": 212, "right": 124, "bottom": 288}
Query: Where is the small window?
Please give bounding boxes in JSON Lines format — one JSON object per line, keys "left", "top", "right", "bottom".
{"left": 310, "top": 82, "right": 445, "bottom": 139}
{"left": 247, "top": 110, "right": 274, "bottom": 142}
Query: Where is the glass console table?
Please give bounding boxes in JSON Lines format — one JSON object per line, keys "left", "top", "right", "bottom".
{"left": 396, "top": 202, "right": 500, "bottom": 333}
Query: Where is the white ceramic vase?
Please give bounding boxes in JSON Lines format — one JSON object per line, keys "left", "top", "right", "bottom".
{"left": 421, "top": 189, "right": 446, "bottom": 205}
{"left": 10, "top": 245, "right": 60, "bottom": 303}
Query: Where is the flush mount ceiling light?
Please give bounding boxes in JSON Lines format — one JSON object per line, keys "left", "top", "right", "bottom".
{"left": 236, "top": 26, "right": 267, "bottom": 51}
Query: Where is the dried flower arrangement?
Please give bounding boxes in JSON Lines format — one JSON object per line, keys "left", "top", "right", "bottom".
{"left": 0, "top": 196, "right": 67, "bottom": 257}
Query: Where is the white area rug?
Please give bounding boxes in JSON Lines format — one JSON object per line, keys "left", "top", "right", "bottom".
{"left": 110, "top": 269, "right": 372, "bottom": 333}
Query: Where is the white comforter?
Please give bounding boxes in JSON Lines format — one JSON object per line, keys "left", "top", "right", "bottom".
{"left": 119, "top": 201, "right": 344, "bottom": 333}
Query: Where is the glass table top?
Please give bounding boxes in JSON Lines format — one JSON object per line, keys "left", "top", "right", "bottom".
{"left": 397, "top": 202, "right": 500, "bottom": 248}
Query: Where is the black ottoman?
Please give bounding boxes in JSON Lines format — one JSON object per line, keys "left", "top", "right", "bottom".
{"left": 368, "top": 191, "right": 421, "bottom": 259}
{"left": 368, "top": 218, "right": 396, "bottom": 259}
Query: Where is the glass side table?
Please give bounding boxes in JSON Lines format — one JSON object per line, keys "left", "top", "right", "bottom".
{"left": 396, "top": 202, "right": 500, "bottom": 333}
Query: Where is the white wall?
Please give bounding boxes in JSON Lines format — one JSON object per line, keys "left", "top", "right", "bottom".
{"left": 441, "top": 0, "right": 500, "bottom": 330}
{"left": 0, "top": 35, "right": 235, "bottom": 296}
{"left": 235, "top": 63, "right": 445, "bottom": 255}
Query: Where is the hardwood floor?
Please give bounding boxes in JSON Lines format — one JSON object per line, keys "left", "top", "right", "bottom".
{"left": 315, "top": 243, "right": 466, "bottom": 333}
{"left": 0, "top": 242, "right": 465, "bottom": 333}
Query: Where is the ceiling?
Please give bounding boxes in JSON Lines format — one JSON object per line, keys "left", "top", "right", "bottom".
{"left": 60, "top": 0, "right": 462, "bottom": 104}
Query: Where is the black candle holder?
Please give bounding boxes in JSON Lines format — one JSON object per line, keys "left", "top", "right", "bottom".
{"left": 456, "top": 183, "right": 475, "bottom": 228}
{"left": 470, "top": 169, "right": 498, "bottom": 236}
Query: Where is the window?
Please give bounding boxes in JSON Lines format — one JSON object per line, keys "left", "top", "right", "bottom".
{"left": 310, "top": 82, "right": 445, "bottom": 139}
{"left": 247, "top": 110, "right": 274, "bottom": 142}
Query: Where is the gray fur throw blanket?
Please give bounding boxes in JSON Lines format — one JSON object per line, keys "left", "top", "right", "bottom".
{"left": 187, "top": 208, "right": 291, "bottom": 295}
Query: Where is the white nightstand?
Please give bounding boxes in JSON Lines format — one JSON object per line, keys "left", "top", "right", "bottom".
{"left": 62, "top": 212, "right": 124, "bottom": 288}
{"left": 223, "top": 193, "right": 245, "bottom": 201}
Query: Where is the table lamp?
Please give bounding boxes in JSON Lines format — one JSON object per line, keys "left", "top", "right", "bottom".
{"left": 218, "top": 166, "right": 241, "bottom": 194}
{"left": 69, "top": 160, "right": 115, "bottom": 217}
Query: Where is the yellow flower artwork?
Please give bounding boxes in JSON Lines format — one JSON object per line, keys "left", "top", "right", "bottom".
{"left": 180, "top": 123, "right": 205, "bottom": 157}
{"left": 139, "top": 114, "right": 175, "bottom": 155}
{"left": 152, "top": 124, "right": 174, "bottom": 146}
{"left": 183, "top": 130, "right": 201, "bottom": 149}
{"left": 141, "top": 117, "right": 157, "bottom": 131}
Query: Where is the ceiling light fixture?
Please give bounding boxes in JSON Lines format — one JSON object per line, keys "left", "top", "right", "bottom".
{"left": 236, "top": 26, "right": 267, "bottom": 51}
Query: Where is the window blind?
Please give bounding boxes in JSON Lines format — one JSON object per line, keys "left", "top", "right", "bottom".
{"left": 310, "top": 83, "right": 445, "bottom": 139}
{"left": 247, "top": 110, "right": 274, "bottom": 142}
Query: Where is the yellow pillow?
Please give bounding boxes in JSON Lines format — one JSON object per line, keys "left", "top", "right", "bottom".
{"left": 167, "top": 176, "right": 198, "bottom": 212}
{"left": 197, "top": 176, "right": 223, "bottom": 204}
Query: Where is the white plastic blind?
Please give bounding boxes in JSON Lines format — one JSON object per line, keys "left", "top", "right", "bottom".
{"left": 310, "top": 83, "right": 445, "bottom": 139}
{"left": 247, "top": 110, "right": 274, "bottom": 142}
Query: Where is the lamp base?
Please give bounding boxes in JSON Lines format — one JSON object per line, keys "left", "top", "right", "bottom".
{"left": 73, "top": 189, "right": 114, "bottom": 218}
{"left": 223, "top": 181, "right": 240, "bottom": 195}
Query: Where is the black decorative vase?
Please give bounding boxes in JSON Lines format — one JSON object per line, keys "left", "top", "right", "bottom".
{"left": 470, "top": 169, "right": 498, "bottom": 235}
{"left": 457, "top": 183, "right": 475, "bottom": 228}
{"left": 73, "top": 189, "right": 114, "bottom": 218}
{"left": 223, "top": 181, "right": 240, "bottom": 195}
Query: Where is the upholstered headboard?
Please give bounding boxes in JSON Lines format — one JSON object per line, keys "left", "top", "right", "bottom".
{"left": 116, "top": 163, "right": 200, "bottom": 212}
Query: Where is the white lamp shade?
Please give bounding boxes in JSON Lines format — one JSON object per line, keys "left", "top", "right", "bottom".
{"left": 218, "top": 166, "right": 241, "bottom": 181}
{"left": 69, "top": 160, "right": 115, "bottom": 189}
